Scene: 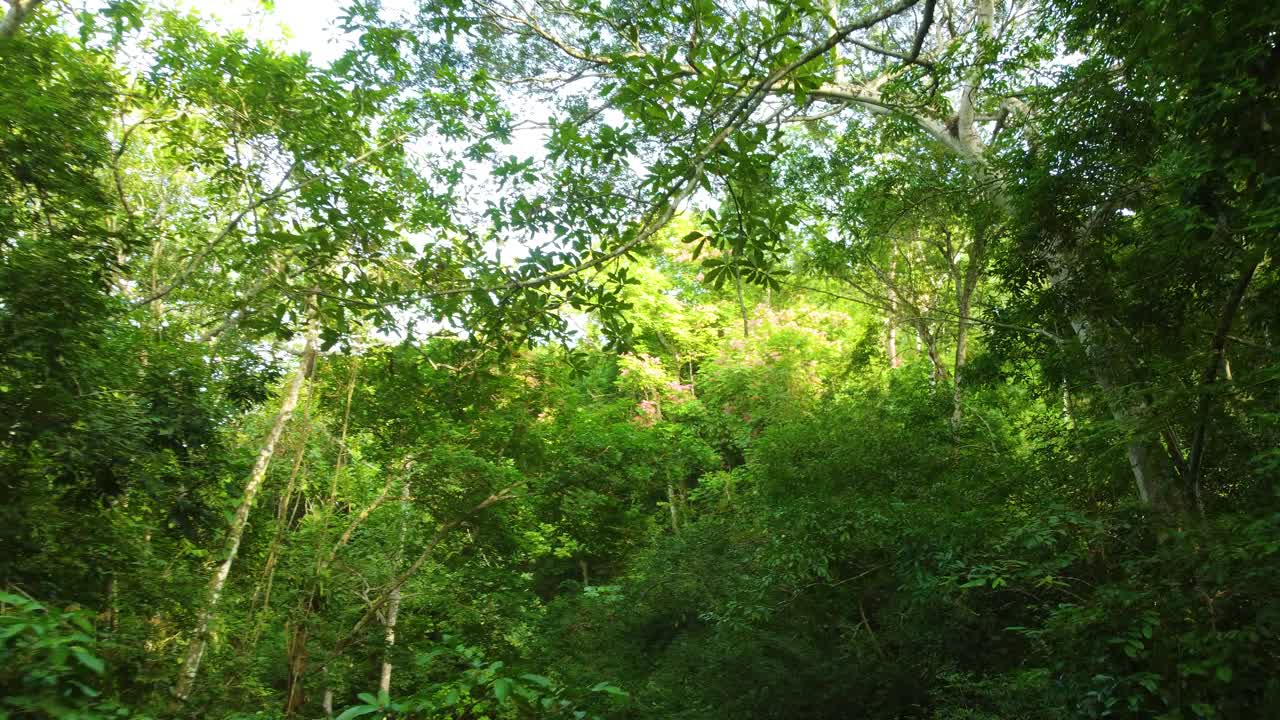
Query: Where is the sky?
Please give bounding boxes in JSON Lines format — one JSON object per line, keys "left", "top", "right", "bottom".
{"left": 184, "top": 0, "right": 363, "bottom": 65}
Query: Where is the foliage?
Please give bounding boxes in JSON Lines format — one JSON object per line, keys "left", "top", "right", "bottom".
{"left": 1, "top": 0, "right": 1278, "bottom": 719}
{"left": 0, "top": 592, "right": 140, "bottom": 719}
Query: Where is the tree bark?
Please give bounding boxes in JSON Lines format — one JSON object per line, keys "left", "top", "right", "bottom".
{"left": 285, "top": 361, "right": 365, "bottom": 716}
{"left": 248, "top": 388, "right": 316, "bottom": 646}
{"left": 172, "top": 313, "right": 318, "bottom": 707}
{"left": 0, "top": 0, "right": 43, "bottom": 39}
{"left": 1186, "top": 247, "right": 1265, "bottom": 510}
{"left": 908, "top": 315, "right": 949, "bottom": 382}
{"left": 667, "top": 483, "right": 680, "bottom": 534}
{"left": 378, "top": 481, "right": 411, "bottom": 696}
{"left": 951, "top": 227, "right": 987, "bottom": 428}
{"left": 1068, "top": 313, "right": 1179, "bottom": 511}
{"left": 329, "top": 483, "right": 521, "bottom": 660}
{"left": 887, "top": 239, "right": 902, "bottom": 368}
{"left": 286, "top": 470, "right": 398, "bottom": 716}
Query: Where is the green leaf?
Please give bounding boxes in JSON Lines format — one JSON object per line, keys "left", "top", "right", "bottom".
{"left": 69, "top": 679, "right": 101, "bottom": 697}
{"left": 493, "top": 677, "right": 514, "bottom": 703}
{"left": 334, "top": 704, "right": 379, "bottom": 720}
{"left": 520, "top": 673, "right": 553, "bottom": 688}
{"left": 71, "top": 647, "right": 105, "bottom": 675}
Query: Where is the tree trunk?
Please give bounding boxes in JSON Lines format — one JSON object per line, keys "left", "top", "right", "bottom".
{"left": 328, "top": 483, "right": 522, "bottom": 661}
{"left": 378, "top": 481, "right": 411, "bottom": 696}
{"left": 172, "top": 316, "right": 318, "bottom": 707}
{"left": 667, "top": 483, "right": 680, "bottom": 534}
{"left": 1068, "top": 314, "right": 1180, "bottom": 511}
{"left": 887, "top": 240, "right": 902, "bottom": 368}
{"left": 286, "top": 362, "right": 365, "bottom": 717}
{"left": 951, "top": 228, "right": 987, "bottom": 428}
{"left": 287, "top": 472, "right": 397, "bottom": 717}
{"left": 284, "top": 622, "right": 310, "bottom": 715}
{"left": 1186, "top": 247, "right": 1264, "bottom": 510}
{"left": 0, "top": 0, "right": 43, "bottom": 39}
{"left": 910, "top": 316, "right": 949, "bottom": 382}
{"left": 248, "top": 388, "right": 316, "bottom": 646}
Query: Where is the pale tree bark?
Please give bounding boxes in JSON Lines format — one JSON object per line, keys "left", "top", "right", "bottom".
{"left": 172, "top": 310, "right": 319, "bottom": 707}
{"left": 911, "top": 315, "right": 950, "bottom": 382}
{"left": 956, "top": 0, "right": 1177, "bottom": 508}
{"left": 328, "top": 483, "right": 523, "bottom": 661}
{"left": 887, "top": 315, "right": 900, "bottom": 368}
{"left": 667, "top": 483, "right": 681, "bottom": 534}
{"left": 887, "top": 239, "right": 902, "bottom": 368}
{"left": 285, "top": 463, "right": 398, "bottom": 717}
{"left": 378, "top": 480, "right": 412, "bottom": 696}
{"left": 285, "top": 360, "right": 361, "bottom": 715}
{"left": 247, "top": 386, "right": 316, "bottom": 648}
{"left": 946, "top": 0, "right": 1173, "bottom": 506}
{"left": 0, "top": 0, "right": 42, "bottom": 39}
{"left": 950, "top": 226, "right": 987, "bottom": 428}
{"left": 1066, "top": 313, "right": 1177, "bottom": 510}
{"left": 865, "top": 243, "right": 948, "bottom": 379}
{"left": 955, "top": 0, "right": 994, "bottom": 157}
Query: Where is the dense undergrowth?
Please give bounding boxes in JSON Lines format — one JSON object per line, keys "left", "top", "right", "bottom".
{"left": 3, "top": 0, "right": 1279, "bottom": 718}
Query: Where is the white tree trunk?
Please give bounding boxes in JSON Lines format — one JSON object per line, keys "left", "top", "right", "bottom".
{"left": 378, "top": 481, "right": 411, "bottom": 696}
{"left": 0, "top": 0, "right": 43, "bottom": 39}
{"left": 951, "top": 229, "right": 986, "bottom": 428}
{"left": 172, "top": 319, "right": 318, "bottom": 706}
{"left": 887, "top": 239, "right": 902, "bottom": 368}
{"left": 1066, "top": 314, "right": 1174, "bottom": 509}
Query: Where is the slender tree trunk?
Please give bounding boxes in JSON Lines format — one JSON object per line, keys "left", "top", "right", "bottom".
{"left": 283, "top": 622, "right": 310, "bottom": 714}
{"left": 910, "top": 316, "right": 949, "bottom": 382}
{"left": 887, "top": 321, "right": 900, "bottom": 368}
{"left": 667, "top": 483, "right": 680, "bottom": 534}
{"left": 172, "top": 314, "right": 318, "bottom": 707}
{"left": 951, "top": 229, "right": 986, "bottom": 428}
{"left": 287, "top": 472, "right": 396, "bottom": 716}
{"left": 249, "top": 387, "right": 316, "bottom": 645}
{"left": 286, "top": 362, "right": 363, "bottom": 717}
{"left": 1068, "top": 314, "right": 1179, "bottom": 511}
{"left": 887, "top": 240, "right": 902, "bottom": 368}
{"left": 1033, "top": 209, "right": 1181, "bottom": 510}
{"left": 378, "top": 481, "right": 411, "bottom": 696}
{"left": 951, "top": 306, "right": 972, "bottom": 428}
{"left": 329, "top": 484, "right": 522, "bottom": 661}
{"left": 1186, "top": 247, "right": 1264, "bottom": 510}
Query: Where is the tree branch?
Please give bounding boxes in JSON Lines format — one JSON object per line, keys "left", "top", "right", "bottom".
{"left": 0, "top": 0, "right": 43, "bottom": 39}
